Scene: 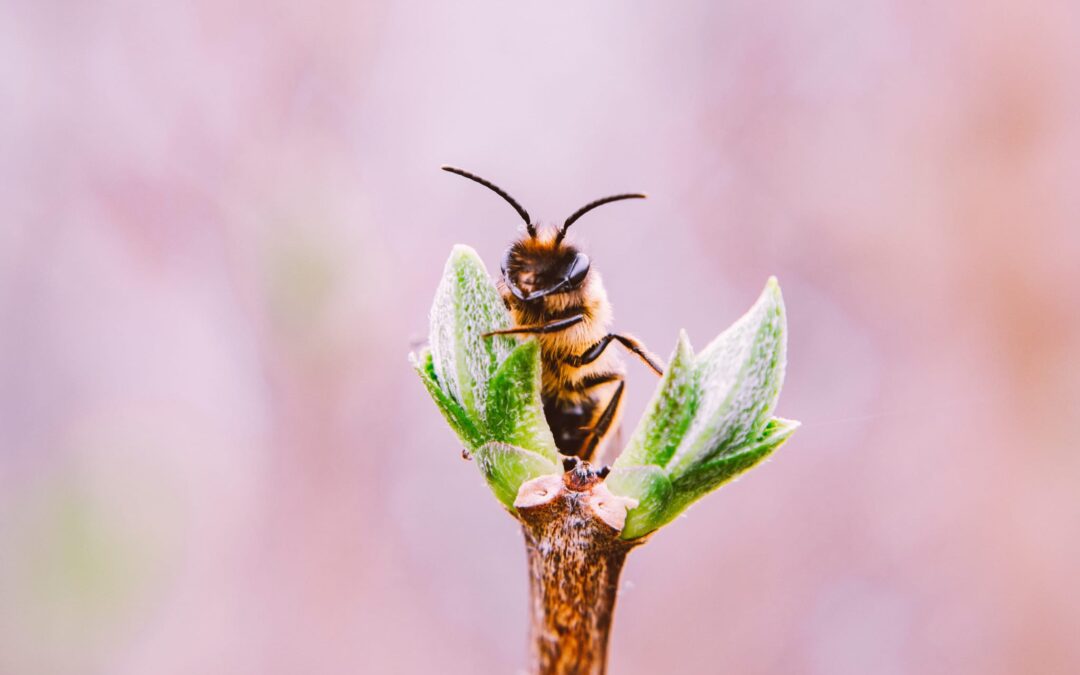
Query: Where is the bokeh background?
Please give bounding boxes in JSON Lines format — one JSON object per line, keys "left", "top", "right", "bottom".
{"left": 3, "top": 1, "right": 1079, "bottom": 673}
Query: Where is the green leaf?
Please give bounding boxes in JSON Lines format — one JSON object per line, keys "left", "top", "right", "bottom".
{"left": 417, "top": 245, "right": 563, "bottom": 512}
{"left": 485, "top": 341, "right": 560, "bottom": 462}
{"left": 605, "top": 466, "right": 674, "bottom": 540}
{"left": 667, "top": 278, "right": 787, "bottom": 478}
{"left": 411, "top": 349, "right": 487, "bottom": 449}
{"left": 664, "top": 417, "right": 799, "bottom": 522}
{"left": 428, "top": 245, "right": 517, "bottom": 420}
{"left": 615, "top": 331, "right": 697, "bottom": 470}
{"left": 474, "top": 442, "right": 560, "bottom": 510}
{"left": 606, "top": 278, "right": 797, "bottom": 536}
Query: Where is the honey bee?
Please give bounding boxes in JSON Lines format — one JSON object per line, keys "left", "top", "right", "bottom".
{"left": 442, "top": 166, "right": 664, "bottom": 462}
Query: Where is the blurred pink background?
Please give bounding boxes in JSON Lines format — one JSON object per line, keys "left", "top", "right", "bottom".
{"left": 3, "top": 2, "right": 1079, "bottom": 673}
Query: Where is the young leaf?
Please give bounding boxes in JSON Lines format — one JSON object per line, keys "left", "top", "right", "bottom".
{"left": 667, "top": 278, "right": 787, "bottom": 478}
{"left": 474, "top": 442, "right": 560, "bottom": 510}
{"left": 664, "top": 417, "right": 799, "bottom": 523}
{"left": 485, "top": 341, "right": 560, "bottom": 462}
{"left": 411, "top": 349, "right": 488, "bottom": 449}
{"left": 605, "top": 465, "right": 674, "bottom": 540}
{"left": 428, "top": 245, "right": 517, "bottom": 420}
{"left": 614, "top": 331, "right": 697, "bottom": 470}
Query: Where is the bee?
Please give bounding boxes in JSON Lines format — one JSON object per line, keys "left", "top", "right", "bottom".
{"left": 442, "top": 166, "right": 664, "bottom": 462}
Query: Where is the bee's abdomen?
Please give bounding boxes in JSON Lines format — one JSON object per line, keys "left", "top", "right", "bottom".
{"left": 543, "top": 396, "right": 597, "bottom": 458}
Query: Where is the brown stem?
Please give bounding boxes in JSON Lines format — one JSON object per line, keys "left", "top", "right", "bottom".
{"left": 514, "top": 461, "right": 641, "bottom": 675}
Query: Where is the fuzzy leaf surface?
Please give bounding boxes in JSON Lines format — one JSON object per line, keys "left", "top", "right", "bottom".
{"left": 411, "top": 349, "right": 487, "bottom": 449}
{"left": 667, "top": 278, "right": 787, "bottom": 478}
{"left": 664, "top": 417, "right": 799, "bottom": 523}
{"left": 615, "top": 331, "right": 697, "bottom": 470}
{"left": 605, "top": 465, "right": 674, "bottom": 540}
{"left": 485, "top": 341, "right": 560, "bottom": 462}
{"left": 474, "top": 442, "right": 560, "bottom": 510}
{"left": 428, "top": 245, "right": 516, "bottom": 420}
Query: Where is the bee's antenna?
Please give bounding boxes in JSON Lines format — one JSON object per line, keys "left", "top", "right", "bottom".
{"left": 557, "top": 193, "right": 646, "bottom": 245}
{"left": 441, "top": 166, "right": 536, "bottom": 237}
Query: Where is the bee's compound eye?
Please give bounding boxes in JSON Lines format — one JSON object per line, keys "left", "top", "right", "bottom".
{"left": 567, "top": 252, "right": 590, "bottom": 288}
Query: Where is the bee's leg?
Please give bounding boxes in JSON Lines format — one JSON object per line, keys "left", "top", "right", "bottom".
{"left": 483, "top": 314, "right": 584, "bottom": 337}
{"left": 580, "top": 371, "right": 622, "bottom": 389}
{"left": 567, "top": 333, "right": 665, "bottom": 376}
{"left": 580, "top": 379, "right": 625, "bottom": 462}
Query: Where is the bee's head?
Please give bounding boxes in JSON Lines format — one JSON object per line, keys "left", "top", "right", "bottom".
{"left": 501, "top": 236, "right": 590, "bottom": 303}
{"left": 440, "top": 165, "right": 645, "bottom": 303}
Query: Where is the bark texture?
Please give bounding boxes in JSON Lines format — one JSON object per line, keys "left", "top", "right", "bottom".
{"left": 514, "top": 462, "right": 640, "bottom": 675}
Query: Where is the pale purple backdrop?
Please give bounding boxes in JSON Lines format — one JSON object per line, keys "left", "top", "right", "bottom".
{"left": 2, "top": 1, "right": 1079, "bottom": 673}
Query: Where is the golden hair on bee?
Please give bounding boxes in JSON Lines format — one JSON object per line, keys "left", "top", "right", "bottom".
{"left": 442, "top": 166, "right": 664, "bottom": 463}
